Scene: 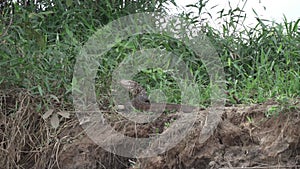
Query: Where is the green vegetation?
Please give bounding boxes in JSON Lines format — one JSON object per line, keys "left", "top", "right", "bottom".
{"left": 1, "top": 0, "right": 299, "bottom": 107}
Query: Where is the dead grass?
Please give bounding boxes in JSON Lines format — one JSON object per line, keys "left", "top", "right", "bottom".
{"left": 0, "top": 89, "right": 73, "bottom": 168}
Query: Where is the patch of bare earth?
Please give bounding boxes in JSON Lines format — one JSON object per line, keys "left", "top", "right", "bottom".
{"left": 0, "top": 90, "right": 299, "bottom": 168}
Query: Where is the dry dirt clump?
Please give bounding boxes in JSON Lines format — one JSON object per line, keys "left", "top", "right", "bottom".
{"left": 135, "top": 101, "right": 300, "bottom": 169}
{"left": 0, "top": 90, "right": 299, "bottom": 169}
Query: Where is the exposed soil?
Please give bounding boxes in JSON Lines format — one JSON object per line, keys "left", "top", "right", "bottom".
{"left": 0, "top": 90, "right": 299, "bottom": 169}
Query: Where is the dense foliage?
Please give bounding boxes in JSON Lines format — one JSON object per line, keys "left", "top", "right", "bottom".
{"left": 1, "top": 0, "right": 299, "bottom": 105}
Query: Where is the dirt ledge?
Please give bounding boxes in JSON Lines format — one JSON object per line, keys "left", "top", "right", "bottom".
{"left": 57, "top": 101, "right": 300, "bottom": 169}
{"left": 0, "top": 90, "right": 299, "bottom": 169}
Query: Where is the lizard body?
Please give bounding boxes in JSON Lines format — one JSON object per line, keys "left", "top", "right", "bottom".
{"left": 120, "top": 80, "right": 203, "bottom": 113}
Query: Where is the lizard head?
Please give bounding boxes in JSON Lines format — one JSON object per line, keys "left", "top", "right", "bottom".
{"left": 120, "top": 80, "right": 137, "bottom": 91}
{"left": 120, "top": 79, "right": 149, "bottom": 102}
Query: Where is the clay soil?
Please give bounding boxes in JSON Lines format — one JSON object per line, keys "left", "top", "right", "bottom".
{"left": 0, "top": 90, "right": 299, "bottom": 169}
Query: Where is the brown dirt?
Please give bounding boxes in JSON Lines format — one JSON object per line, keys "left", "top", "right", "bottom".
{"left": 0, "top": 90, "right": 299, "bottom": 169}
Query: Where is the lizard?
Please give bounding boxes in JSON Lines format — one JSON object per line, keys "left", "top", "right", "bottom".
{"left": 119, "top": 80, "right": 204, "bottom": 113}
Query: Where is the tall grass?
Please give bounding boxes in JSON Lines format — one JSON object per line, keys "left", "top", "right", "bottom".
{"left": 0, "top": 0, "right": 299, "bottom": 106}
